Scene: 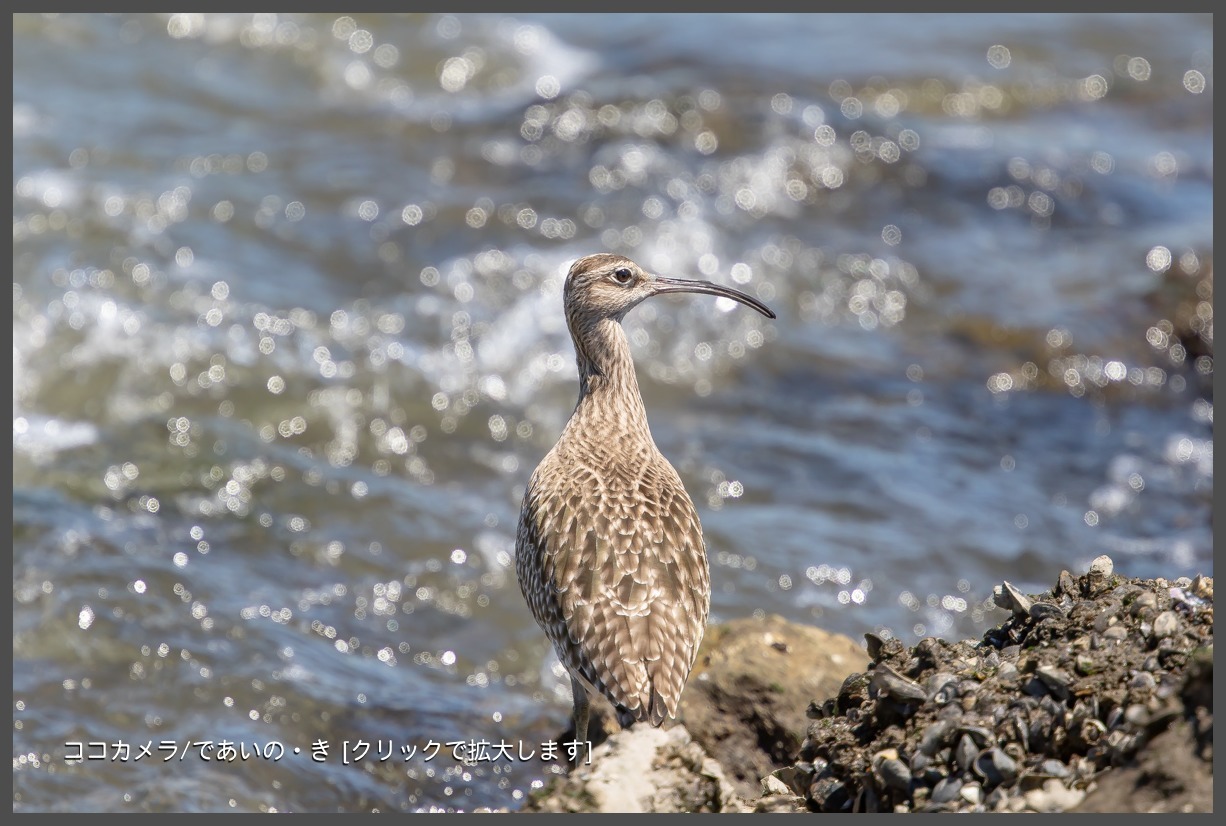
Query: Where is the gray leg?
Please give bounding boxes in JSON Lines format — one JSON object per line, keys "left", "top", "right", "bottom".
{"left": 571, "top": 675, "right": 590, "bottom": 767}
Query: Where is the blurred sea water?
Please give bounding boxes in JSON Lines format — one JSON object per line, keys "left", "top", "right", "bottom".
{"left": 12, "top": 13, "right": 1212, "bottom": 811}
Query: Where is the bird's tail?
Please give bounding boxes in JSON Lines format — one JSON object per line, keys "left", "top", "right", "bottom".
{"left": 616, "top": 687, "right": 670, "bottom": 728}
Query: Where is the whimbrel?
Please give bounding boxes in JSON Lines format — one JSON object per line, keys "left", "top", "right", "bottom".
{"left": 515, "top": 253, "right": 775, "bottom": 764}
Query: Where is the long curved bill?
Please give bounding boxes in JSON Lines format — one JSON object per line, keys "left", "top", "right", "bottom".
{"left": 650, "top": 274, "right": 777, "bottom": 319}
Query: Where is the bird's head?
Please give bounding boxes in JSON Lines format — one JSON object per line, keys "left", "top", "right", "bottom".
{"left": 563, "top": 253, "right": 776, "bottom": 325}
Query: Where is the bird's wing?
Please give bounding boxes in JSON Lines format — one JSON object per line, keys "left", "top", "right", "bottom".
{"left": 523, "top": 456, "right": 709, "bottom": 725}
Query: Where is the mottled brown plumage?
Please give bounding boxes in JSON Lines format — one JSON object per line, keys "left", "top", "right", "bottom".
{"left": 515, "top": 253, "right": 775, "bottom": 763}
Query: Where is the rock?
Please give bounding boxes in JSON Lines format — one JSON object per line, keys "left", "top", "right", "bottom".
{"left": 974, "top": 747, "right": 1018, "bottom": 786}
{"left": 1029, "top": 601, "right": 1065, "bottom": 621}
{"left": 760, "top": 774, "right": 792, "bottom": 796}
{"left": 955, "top": 734, "right": 977, "bottom": 772}
{"left": 874, "top": 755, "right": 911, "bottom": 792}
{"left": 1035, "top": 665, "right": 1073, "bottom": 701}
{"left": 960, "top": 781, "right": 983, "bottom": 806}
{"left": 756, "top": 764, "right": 815, "bottom": 812}
{"left": 677, "top": 613, "right": 869, "bottom": 800}
{"left": 997, "top": 581, "right": 1033, "bottom": 618}
{"left": 1089, "top": 555, "right": 1114, "bottom": 579}
{"left": 747, "top": 793, "right": 808, "bottom": 813}
{"left": 931, "top": 776, "right": 962, "bottom": 804}
{"left": 519, "top": 724, "right": 742, "bottom": 813}
{"left": 1074, "top": 652, "right": 1214, "bottom": 814}
{"left": 1025, "top": 779, "right": 1085, "bottom": 812}
{"left": 1152, "top": 611, "right": 1178, "bottom": 640}
{"left": 767, "top": 763, "right": 814, "bottom": 798}
{"left": 869, "top": 663, "right": 926, "bottom": 704}
{"left": 782, "top": 566, "right": 1212, "bottom": 814}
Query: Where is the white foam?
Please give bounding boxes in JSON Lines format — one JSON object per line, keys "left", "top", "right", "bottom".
{"left": 13, "top": 414, "right": 99, "bottom": 456}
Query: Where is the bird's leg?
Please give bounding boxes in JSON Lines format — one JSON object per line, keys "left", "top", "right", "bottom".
{"left": 570, "top": 675, "right": 590, "bottom": 768}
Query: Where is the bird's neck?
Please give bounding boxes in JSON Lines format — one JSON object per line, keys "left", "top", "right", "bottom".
{"left": 569, "top": 317, "right": 652, "bottom": 439}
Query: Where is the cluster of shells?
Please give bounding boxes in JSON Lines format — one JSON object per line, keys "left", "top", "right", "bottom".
{"left": 775, "top": 556, "right": 1213, "bottom": 812}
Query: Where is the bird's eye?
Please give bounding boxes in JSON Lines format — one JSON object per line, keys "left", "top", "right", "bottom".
{"left": 612, "top": 267, "right": 633, "bottom": 284}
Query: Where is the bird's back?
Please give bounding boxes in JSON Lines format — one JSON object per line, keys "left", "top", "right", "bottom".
{"left": 515, "top": 431, "right": 710, "bottom": 726}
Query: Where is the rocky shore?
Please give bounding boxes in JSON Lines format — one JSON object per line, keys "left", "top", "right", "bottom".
{"left": 513, "top": 556, "right": 1213, "bottom": 813}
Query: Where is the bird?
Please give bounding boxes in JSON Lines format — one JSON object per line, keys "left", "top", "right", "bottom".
{"left": 515, "top": 252, "right": 775, "bottom": 766}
